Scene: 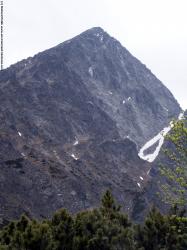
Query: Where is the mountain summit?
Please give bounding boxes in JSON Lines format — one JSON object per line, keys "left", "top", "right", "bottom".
{"left": 0, "top": 27, "right": 181, "bottom": 222}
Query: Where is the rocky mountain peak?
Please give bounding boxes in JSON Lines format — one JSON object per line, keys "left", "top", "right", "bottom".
{"left": 0, "top": 27, "right": 182, "bottom": 222}
{"left": 80, "top": 26, "right": 106, "bottom": 35}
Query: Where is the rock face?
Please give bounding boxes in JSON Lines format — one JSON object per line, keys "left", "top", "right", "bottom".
{"left": 0, "top": 27, "right": 181, "bottom": 222}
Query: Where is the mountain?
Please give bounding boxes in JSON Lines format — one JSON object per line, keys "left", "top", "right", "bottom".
{"left": 0, "top": 27, "right": 181, "bottom": 223}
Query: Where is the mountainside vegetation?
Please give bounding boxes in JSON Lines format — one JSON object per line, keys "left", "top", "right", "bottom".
{"left": 160, "top": 116, "right": 187, "bottom": 208}
{"left": 0, "top": 191, "right": 186, "bottom": 250}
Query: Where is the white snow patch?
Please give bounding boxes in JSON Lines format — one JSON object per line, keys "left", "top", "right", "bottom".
{"left": 87, "top": 101, "right": 94, "bottom": 106}
{"left": 164, "top": 107, "right": 169, "bottom": 112}
{"left": 178, "top": 112, "right": 184, "bottom": 120}
{"left": 127, "top": 97, "right": 131, "bottom": 101}
{"left": 122, "top": 100, "right": 126, "bottom": 104}
{"left": 73, "top": 139, "right": 79, "bottom": 146}
{"left": 138, "top": 112, "right": 184, "bottom": 162}
{"left": 71, "top": 154, "right": 79, "bottom": 160}
{"left": 108, "top": 91, "right": 113, "bottom": 95}
{"left": 138, "top": 126, "right": 171, "bottom": 162}
{"left": 18, "top": 131, "right": 22, "bottom": 137}
{"left": 137, "top": 182, "right": 141, "bottom": 188}
{"left": 147, "top": 169, "right": 150, "bottom": 175}
{"left": 140, "top": 176, "right": 144, "bottom": 181}
{"left": 21, "top": 152, "right": 26, "bottom": 157}
{"left": 100, "top": 35, "right": 104, "bottom": 42}
{"left": 88, "top": 67, "right": 93, "bottom": 77}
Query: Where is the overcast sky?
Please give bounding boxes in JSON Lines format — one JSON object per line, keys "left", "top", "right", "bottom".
{"left": 4, "top": 0, "right": 187, "bottom": 109}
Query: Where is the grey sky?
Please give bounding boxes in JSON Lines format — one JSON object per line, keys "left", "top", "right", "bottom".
{"left": 5, "top": 0, "right": 187, "bottom": 109}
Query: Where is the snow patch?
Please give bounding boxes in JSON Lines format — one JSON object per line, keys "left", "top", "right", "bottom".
{"left": 21, "top": 152, "right": 26, "bottom": 157}
{"left": 127, "top": 97, "right": 131, "bottom": 101}
{"left": 73, "top": 139, "right": 79, "bottom": 146}
{"left": 87, "top": 101, "right": 94, "bottom": 106}
{"left": 100, "top": 35, "right": 104, "bottom": 42}
{"left": 147, "top": 169, "right": 150, "bottom": 175}
{"left": 108, "top": 91, "right": 113, "bottom": 95}
{"left": 138, "top": 126, "right": 171, "bottom": 162}
{"left": 122, "top": 100, "right": 126, "bottom": 104}
{"left": 138, "top": 112, "right": 184, "bottom": 162}
{"left": 178, "top": 112, "right": 184, "bottom": 120}
{"left": 88, "top": 67, "right": 93, "bottom": 77}
{"left": 18, "top": 131, "right": 22, "bottom": 137}
{"left": 71, "top": 154, "right": 79, "bottom": 160}
{"left": 140, "top": 176, "right": 144, "bottom": 181}
{"left": 164, "top": 107, "right": 169, "bottom": 112}
{"left": 137, "top": 182, "right": 141, "bottom": 188}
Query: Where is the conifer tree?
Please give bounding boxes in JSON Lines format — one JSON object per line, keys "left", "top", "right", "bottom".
{"left": 160, "top": 117, "right": 187, "bottom": 208}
